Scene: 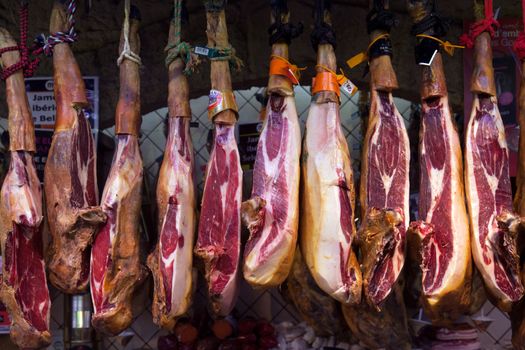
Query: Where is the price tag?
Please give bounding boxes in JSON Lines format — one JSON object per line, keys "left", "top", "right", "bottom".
{"left": 194, "top": 46, "right": 210, "bottom": 56}
{"left": 341, "top": 78, "right": 358, "bottom": 96}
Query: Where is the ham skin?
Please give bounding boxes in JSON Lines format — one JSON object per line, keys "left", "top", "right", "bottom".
{"left": 90, "top": 11, "right": 147, "bottom": 335}
{"left": 0, "top": 27, "right": 51, "bottom": 349}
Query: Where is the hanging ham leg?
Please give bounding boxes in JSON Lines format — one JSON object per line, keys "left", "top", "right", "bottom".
{"left": 194, "top": 4, "right": 242, "bottom": 316}
{"left": 464, "top": 24, "right": 524, "bottom": 311}
{"left": 147, "top": 17, "right": 196, "bottom": 330}
{"left": 300, "top": 3, "right": 362, "bottom": 305}
{"left": 405, "top": 0, "right": 472, "bottom": 325}
{"left": 359, "top": 1, "right": 410, "bottom": 307}
{"left": 0, "top": 27, "right": 51, "bottom": 350}
{"left": 90, "top": 8, "right": 147, "bottom": 336}
{"left": 241, "top": 4, "right": 300, "bottom": 288}
{"left": 511, "top": 36, "right": 525, "bottom": 348}
{"left": 45, "top": 1, "right": 105, "bottom": 294}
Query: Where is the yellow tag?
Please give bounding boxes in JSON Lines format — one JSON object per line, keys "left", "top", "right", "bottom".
{"left": 346, "top": 52, "right": 367, "bottom": 69}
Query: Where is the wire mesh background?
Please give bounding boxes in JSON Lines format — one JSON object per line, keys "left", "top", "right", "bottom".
{"left": 0, "top": 85, "right": 515, "bottom": 349}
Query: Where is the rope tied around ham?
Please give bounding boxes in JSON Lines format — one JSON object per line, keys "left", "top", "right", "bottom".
{"left": 1, "top": 0, "right": 78, "bottom": 80}
{"left": 268, "top": 0, "right": 303, "bottom": 45}
{"left": 310, "top": 0, "right": 336, "bottom": 51}
{"left": 117, "top": 0, "right": 141, "bottom": 66}
{"left": 36, "top": 0, "right": 78, "bottom": 55}
{"left": 165, "top": 0, "right": 200, "bottom": 74}
{"left": 367, "top": 0, "right": 397, "bottom": 34}
{"left": 459, "top": 0, "right": 499, "bottom": 49}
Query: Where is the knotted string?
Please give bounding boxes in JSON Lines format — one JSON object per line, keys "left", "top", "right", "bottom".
{"left": 0, "top": 3, "right": 41, "bottom": 79}
{"left": 36, "top": 0, "right": 78, "bottom": 56}
{"left": 165, "top": 0, "right": 199, "bottom": 74}
{"left": 117, "top": 0, "right": 141, "bottom": 66}
{"left": 459, "top": 0, "right": 499, "bottom": 49}
{"left": 513, "top": 0, "right": 525, "bottom": 60}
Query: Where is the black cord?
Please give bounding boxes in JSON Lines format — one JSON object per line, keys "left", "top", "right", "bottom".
{"left": 410, "top": 1, "right": 449, "bottom": 37}
{"left": 367, "top": 6, "right": 396, "bottom": 34}
{"left": 310, "top": 0, "right": 336, "bottom": 51}
{"left": 203, "top": 0, "right": 226, "bottom": 12}
{"left": 268, "top": 0, "right": 303, "bottom": 45}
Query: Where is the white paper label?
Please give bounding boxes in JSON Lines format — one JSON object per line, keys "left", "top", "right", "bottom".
{"left": 194, "top": 46, "right": 210, "bottom": 56}
{"left": 341, "top": 78, "right": 358, "bottom": 96}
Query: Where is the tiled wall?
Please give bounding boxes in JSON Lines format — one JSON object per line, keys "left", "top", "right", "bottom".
{"left": 0, "top": 85, "right": 513, "bottom": 349}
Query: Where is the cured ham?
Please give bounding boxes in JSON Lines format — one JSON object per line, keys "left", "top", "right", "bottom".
{"left": 194, "top": 2, "right": 242, "bottom": 316}
{"left": 300, "top": 1, "right": 362, "bottom": 305}
{"left": 45, "top": 0, "right": 105, "bottom": 294}
{"left": 283, "top": 248, "right": 351, "bottom": 338}
{"left": 342, "top": 283, "right": 411, "bottom": 350}
{"left": 0, "top": 27, "right": 51, "bottom": 350}
{"left": 359, "top": 0, "right": 410, "bottom": 307}
{"left": 463, "top": 11, "right": 524, "bottom": 311}
{"left": 241, "top": 1, "right": 301, "bottom": 288}
{"left": 405, "top": 0, "right": 472, "bottom": 325}
{"left": 90, "top": 8, "right": 147, "bottom": 335}
{"left": 148, "top": 13, "right": 196, "bottom": 330}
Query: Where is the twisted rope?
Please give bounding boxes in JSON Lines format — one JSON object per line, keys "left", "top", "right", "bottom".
{"left": 0, "top": 3, "right": 42, "bottom": 79}
{"left": 35, "top": 0, "right": 78, "bottom": 56}
{"left": 117, "top": 0, "right": 141, "bottom": 66}
{"left": 459, "top": 0, "right": 499, "bottom": 48}
{"left": 165, "top": 0, "right": 199, "bottom": 74}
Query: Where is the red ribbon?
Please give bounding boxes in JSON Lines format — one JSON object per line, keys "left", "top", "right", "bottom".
{"left": 513, "top": 0, "right": 525, "bottom": 60}
{"left": 459, "top": 0, "right": 500, "bottom": 49}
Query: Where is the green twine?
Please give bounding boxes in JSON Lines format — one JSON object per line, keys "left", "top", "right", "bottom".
{"left": 203, "top": 0, "right": 226, "bottom": 12}
{"left": 165, "top": 0, "right": 199, "bottom": 75}
{"left": 165, "top": 41, "right": 194, "bottom": 74}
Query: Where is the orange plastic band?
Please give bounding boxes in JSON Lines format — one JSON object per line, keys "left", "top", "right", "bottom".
{"left": 269, "top": 55, "right": 304, "bottom": 85}
{"left": 311, "top": 71, "right": 341, "bottom": 96}
{"left": 311, "top": 65, "right": 356, "bottom": 97}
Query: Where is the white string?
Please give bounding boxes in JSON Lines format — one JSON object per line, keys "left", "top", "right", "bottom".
{"left": 117, "top": 0, "right": 141, "bottom": 66}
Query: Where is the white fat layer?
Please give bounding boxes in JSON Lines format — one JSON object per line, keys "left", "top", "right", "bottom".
{"left": 302, "top": 102, "right": 356, "bottom": 303}
{"left": 91, "top": 136, "right": 143, "bottom": 312}
{"left": 4, "top": 152, "right": 43, "bottom": 226}
{"left": 158, "top": 133, "right": 195, "bottom": 316}
{"left": 101, "top": 137, "right": 142, "bottom": 243}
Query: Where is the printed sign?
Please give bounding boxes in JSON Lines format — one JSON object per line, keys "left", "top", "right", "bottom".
{"left": 25, "top": 76, "right": 99, "bottom": 131}
{"left": 463, "top": 19, "right": 522, "bottom": 176}
{"left": 238, "top": 122, "right": 262, "bottom": 170}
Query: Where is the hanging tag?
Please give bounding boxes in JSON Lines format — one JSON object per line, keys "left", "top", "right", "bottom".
{"left": 286, "top": 67, "right": 300, "bottom": 85}
{"left": 347, "top": 52, "right": 367, "bottom": 69}
{"left": 341, "top": 78, "right": 358, "bottom": 96}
